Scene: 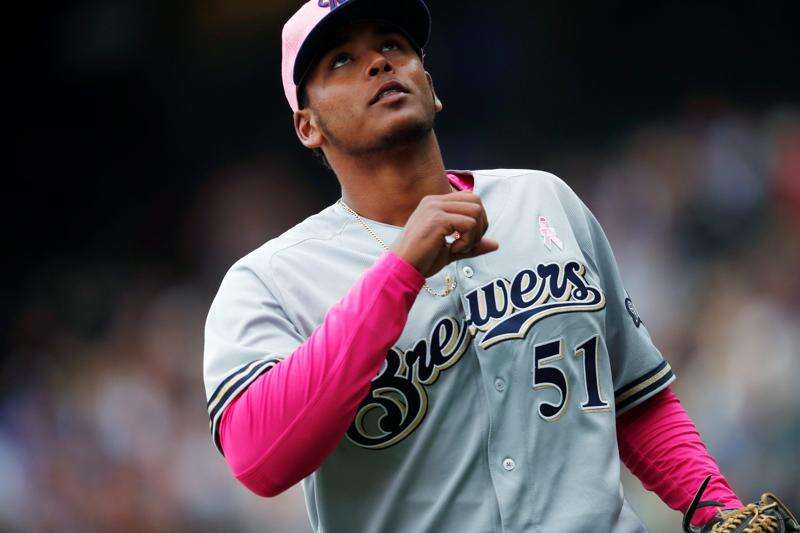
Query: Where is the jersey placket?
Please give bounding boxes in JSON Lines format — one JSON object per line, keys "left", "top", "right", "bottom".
{"left": 453, "top": 258, "right": 532, "bottom": 533}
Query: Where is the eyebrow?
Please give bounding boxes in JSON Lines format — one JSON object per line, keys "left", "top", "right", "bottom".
{"left": 322, "top": 23, "right": 404, "bottom": 58}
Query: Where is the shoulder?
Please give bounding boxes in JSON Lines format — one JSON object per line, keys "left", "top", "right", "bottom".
{"left": 474, "top": 168, "right": 584, "bottom": 205}
{"left": 218, "top": 203, "right": 350, "bottom": 290}
{"left": 474, "top": 167, "right": 596, "bottom": 239}
{"left": 475, "top": 168, "right": 574, "bottom": 189}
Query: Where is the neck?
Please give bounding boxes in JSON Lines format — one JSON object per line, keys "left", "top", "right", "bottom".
{"left": 334, "top": 131, "right": 452, "bottom": 227}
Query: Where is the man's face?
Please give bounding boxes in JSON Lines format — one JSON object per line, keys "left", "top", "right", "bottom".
{"left": 295, "top": 20, "right": 442, "bottom": 158}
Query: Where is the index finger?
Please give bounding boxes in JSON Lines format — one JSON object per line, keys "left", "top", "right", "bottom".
{"left": 442, "top": 191, "right": 488, "bottom": 235}
{"left": 440, "top": 190, "right": 482, "bottom": 204}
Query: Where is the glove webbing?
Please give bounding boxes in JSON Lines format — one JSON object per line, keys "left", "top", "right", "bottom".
{"left": 684, "top": 475, "right": 796, "bottom": 533}
{"left": 712, "top": 502, "right": 779, "bottom": 533}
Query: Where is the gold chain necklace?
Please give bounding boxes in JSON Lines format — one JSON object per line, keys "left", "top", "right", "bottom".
{"left": 337, "top": 198, "right": 457, "bottom": 297}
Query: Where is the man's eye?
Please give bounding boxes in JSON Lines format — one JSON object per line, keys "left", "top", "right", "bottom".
{"left": 330, "top": 41, "right": 400, "bottom": 70}
{"left": 331, "top": 53, "right": 350, "bottom": 70}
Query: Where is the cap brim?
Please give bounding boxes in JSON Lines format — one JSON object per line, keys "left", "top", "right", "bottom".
{"left": 293, "top": 0, "right": 431, "bottom": 88}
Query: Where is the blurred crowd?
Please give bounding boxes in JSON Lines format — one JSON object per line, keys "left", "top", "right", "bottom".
{"left": 2, "top": 107, "right": 799, "bottom": 532}
{"left": 554, "top": 107, "right": 800, "bottom": 530}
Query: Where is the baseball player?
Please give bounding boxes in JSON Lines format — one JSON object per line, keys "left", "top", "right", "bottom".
{"left": 203, "top": 1, "right": 799, "bottom": 532}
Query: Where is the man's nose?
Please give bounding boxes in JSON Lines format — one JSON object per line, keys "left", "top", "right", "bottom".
{"left": 368, "top": 55, "right": 394, "bottom": 77}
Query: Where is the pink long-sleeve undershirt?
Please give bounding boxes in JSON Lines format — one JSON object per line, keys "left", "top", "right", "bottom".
{"left": 218, "top": 173, "right": 469, "bottom": 497}
{"left": 617, "top": 387, "right": 743, "bottom": 526}
{"left": 218, "top": 172, "right": 741, "bottom": 528}
{"left": 219, "top": 249, "right": 424, "bottom": 496}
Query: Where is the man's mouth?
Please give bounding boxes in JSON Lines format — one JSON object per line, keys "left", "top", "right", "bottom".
{"left": 370, "top": 81, "right": 409, "bottom": 105}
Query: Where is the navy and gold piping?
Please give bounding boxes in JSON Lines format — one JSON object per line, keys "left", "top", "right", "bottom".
{"left": 614, "top": 360, "right": 675, "bottom": 413}
{"left": 207, "top": 357, "right": 283, "bottom": 454}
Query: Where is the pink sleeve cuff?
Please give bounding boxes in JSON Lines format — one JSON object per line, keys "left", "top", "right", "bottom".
{"left": 382, "top": 250, "right": 426, "bottom": 291}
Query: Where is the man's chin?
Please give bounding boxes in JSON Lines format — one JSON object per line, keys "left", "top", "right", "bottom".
{"left": 372, "top": 114, "right": 434, "bottom": 152}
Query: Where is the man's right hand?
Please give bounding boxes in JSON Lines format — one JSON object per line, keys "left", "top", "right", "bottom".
{"left": 390, "top": 191, "right": 499, "bottom": 278}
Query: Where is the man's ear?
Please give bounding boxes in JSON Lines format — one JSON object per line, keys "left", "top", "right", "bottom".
{"left": 294, "top": 108, "right": 324, "bottom": 149}
{"left": 425, "top": 71, "right": 443, "bottom": 112}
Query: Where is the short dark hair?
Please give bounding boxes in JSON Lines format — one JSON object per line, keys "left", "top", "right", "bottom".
{"left": 297, "top": 83, "right": 332, "bottom": 171}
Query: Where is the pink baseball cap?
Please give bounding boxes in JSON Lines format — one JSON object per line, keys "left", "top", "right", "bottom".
{"left": 281, "top": 0, "right": 432, "bottom": 113}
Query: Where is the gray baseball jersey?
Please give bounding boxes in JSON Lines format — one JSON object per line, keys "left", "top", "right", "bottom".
{"left": 204, "top": 168, "right": 675, "bottom": 533}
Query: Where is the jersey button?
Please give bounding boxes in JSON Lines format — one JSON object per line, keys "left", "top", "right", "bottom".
{"left": 462, "top": 266, "right": 474, "bottom": 278}
{"left": 494, "top": 378, "right": 505, "bottom": 392}
{"left": 502, "top": 458, "right": 516, "bottom": 471}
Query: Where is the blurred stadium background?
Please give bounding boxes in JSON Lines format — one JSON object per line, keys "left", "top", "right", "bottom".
{"left": 5, "top": 1, "right": 799, "bottom": 531}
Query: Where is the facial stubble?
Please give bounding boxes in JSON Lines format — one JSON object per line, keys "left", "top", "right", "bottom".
{"left": 317, "top": 90, "right": 438, "bottom": 158}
